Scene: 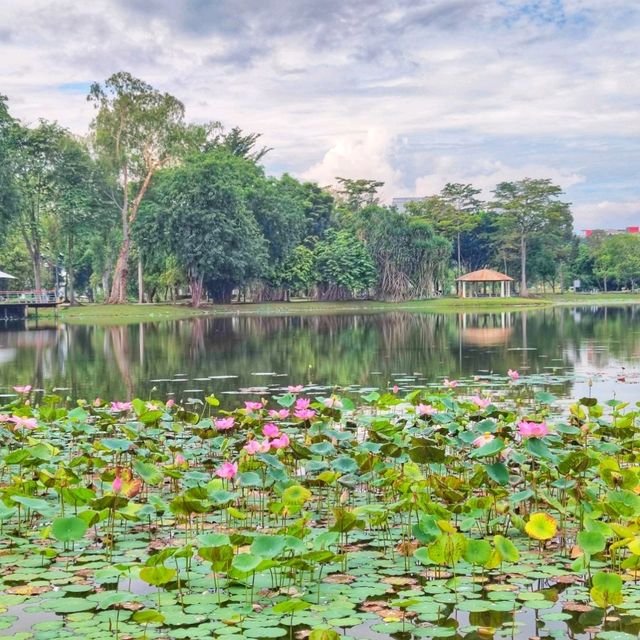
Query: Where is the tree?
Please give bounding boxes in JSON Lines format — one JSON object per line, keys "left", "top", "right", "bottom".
{"left": 440, "top": 183, "right": 482, "bottom": 276}
{"left": 149, "top": 149, "right": 268, "bottom": 307}
{"left": 356, "top": 205, "right": 451, "bottom": 301}
{"left": 209, "top": 126, "right": 272, "bottom": 162}
{"left": 592, "top": 234, "right": 640, "bottom": 291}
{"left": 88, "top": 72, "right": 191, "bottom": 303}
{"left": 7, "top": 121, "right": 69, "bottom": 291}
{"left": 314, "top": 229, "right": 376, "bottom": 299}
{"left": 335, "top": 177, "right": 384, "bottom": 212}
{"left": 0, "top": 95, "right": 18, "bottom": 228}
{"left": 491, "top": 178, "right": 572, "bottom": 296}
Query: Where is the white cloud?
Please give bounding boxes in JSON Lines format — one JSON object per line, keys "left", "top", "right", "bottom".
{"left": 0, "top": 0, "right": 638, "bottom": 227}
{"left": 300, "top": 129, "right": 406, "bottom": 200}
{"left": 572, "top": 200, "right": 640, "bottom": 230}
{"left": 413, "top": 157, "right": 585, "bottom": 199}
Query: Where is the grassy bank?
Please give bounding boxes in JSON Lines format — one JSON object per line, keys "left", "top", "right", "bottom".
{"left": 47, "top": 291, "right": 640, "bottom": 325}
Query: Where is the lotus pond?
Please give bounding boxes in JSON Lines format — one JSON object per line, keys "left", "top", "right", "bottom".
{"left": 1, "top": 378, "right": 640, "bottom": 640}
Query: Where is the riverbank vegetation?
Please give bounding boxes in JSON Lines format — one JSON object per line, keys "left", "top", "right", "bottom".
{"left": 1, "top": 379, "right": 640, "bottom": 638}
{"left": 2, "top": 74, "right": 640, "bottom": 307}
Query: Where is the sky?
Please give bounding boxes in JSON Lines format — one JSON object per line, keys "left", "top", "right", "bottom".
{"left": 1, "top": 0, "right": 639, "bottom": 230}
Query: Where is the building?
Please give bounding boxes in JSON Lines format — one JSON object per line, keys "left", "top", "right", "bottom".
{"left": 583, "top": 226, "right": 639, "bottom": 237}
{"left": 391, "top": 196, "right": 425, "bottom": 213}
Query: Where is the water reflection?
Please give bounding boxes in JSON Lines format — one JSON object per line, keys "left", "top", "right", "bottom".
{"left": 0, "top": 306, "right": 639, "bottom": 402}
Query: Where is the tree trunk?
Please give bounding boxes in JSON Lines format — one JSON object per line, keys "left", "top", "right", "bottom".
{"left": 33, "top": 253, "right": 42, "bottom": 292}
{"left": 457, "top": 231, "right": 462, "bottom": 277}
{"left": 137, "top": 256, "right": 144, "bottom": 304}
{"left": 67, "top": 234, "right": 76, "bottom": 305}
{"left": 108, "top": 236, "right": 130, "bottom": 304}
{"left": 190, "top": 273, "right": 204, "bottom": 307}
{"left": 520, "top": 233, "right": 528, "bottom": 297}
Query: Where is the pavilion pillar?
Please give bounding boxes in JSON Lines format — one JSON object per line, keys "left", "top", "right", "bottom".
{"left": 500, "top": 281, "right": 505, "bottom": 297}
{"left": 462, "top": 282, "right": 466, "bottom": 298}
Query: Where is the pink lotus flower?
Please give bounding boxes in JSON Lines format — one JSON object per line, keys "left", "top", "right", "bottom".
{"left": 295, "top": 398, "right": 311, "bottom": 410}
{"left": 244, "top": 401, "right": 263, "bottom": 412}
{"left": 517, "top": 420, "right": 549, "bottom": 438}
{"left": 215, "top": 417, "right": 235, "bottom": 431}
{"left": 112, "top": 475, "right": 123, "bottom": 494}
{"left": 0, "top": 414, "right": 11, "bottom": 423}
{"left": 12, "top": 385, "right": 32, "bottom": 394}
{"left": 270, "top": 434, "right": 290, "bottom": 449}
{"left": 473, "top": 433, "right": 494, "bottom": 447}
{"left": 444, "top": 378, "right": 459, "bottom": 388}
{"left": 471, "top": 396, "right": 491, "bottom": 409}
{"left": 287, "top": 385, "right": 304, "bottom": 393}
{"left": 244, "top": 440, "right": 262, "bottom": 455}
{"left": 263, "top": 423, "right": 280, "bottom": 438}
{"left": 323, "top": 396, "right": 343, "bottom": 409}
{"left": 9, "top": 415, "right": 38, "bottom": 429}
{"left": 507, "top": 369, "right": 520, "bottom": 381}
{"left": 166, "top": 398, "right": 175, "bottom": 408}
{"left": 175, "top": 453, "right": 186, "bottom": 466}
{"left": 269, "top": 409, "right": 290, "bottom": 420}
{"left": 215, "top": 461, "right": 238, "bottom": 479}
{"left": 93, "top": 398, "right": 102, "bottom": 407}
{"left": 294, "top": 408, "right": 316, "bottom": 420}
{"left": 392, "top": 385, "right": 399, "bottom": 394}
{"left": 417, "top": 403, "right": 437, "bottom": 416}
{"left": 111, "top": 401, "right": 132, "bottom": 412}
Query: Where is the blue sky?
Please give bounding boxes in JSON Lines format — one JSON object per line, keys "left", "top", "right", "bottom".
{"left": 1, "top": 0, "right": 639, "bottom": 229}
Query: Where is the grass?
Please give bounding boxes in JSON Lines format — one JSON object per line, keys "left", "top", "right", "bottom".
{"left": 45, "top": 291, "right": 640, "bottom": 325}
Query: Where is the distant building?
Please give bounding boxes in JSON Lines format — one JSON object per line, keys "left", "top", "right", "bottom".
{"left": 391, "top": 196, "right": 425, "bottom": 213}
{"left": 583, "top": 226, "right": 639, "bottom": 237}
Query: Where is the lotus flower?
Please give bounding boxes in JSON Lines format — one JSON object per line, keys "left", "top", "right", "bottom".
{"left": 444, "top": 378, "right": 459, "bottom": 388}
{"left": 215, "top": 417, "right": 235, "bottom": 431}
{"left": 323, "top": 396, "right": 343, "bottom": 409}
{"left": 268, "top": 409, "right": 290, "bottom": 420}
{"left": 111, "top": 401, "right": 132, "bottom": 412}
{"left": 295, "top": 397, "right": 311, "bottom": 410}
{"left": 287, "top": 385, "right": 304, "bottom": 393}
{"left": 518, "top": 420, "right": 549, "bottom": 438}
{"left": 9, "top": 415, "right": 38, "bottom": 429}
{"left": 417, "top": 403, "right": 437, "bottom": 416}
{"left": 262, "top": 423, "right": 280, "bottom": 438}
{"left": 471, "top": 396, "right": 491, "bottom": 409}
{"left": 244, "top": 440, "right": 262, "bottom": 455}
{"left": 270, "top": 434, "right": 290, "bottom": 449}
{"left": 12, "top": 385, "right": 32, "bottom": 394}
{"left": 215, "top": 461, "right": 238, "bottom": 479}
{"left": 112, "top": 475, "right": 123, "bottom": 494}
{"left": 392, "top": 385, "right": 399, "bottom": 394}
{"left": 175, "top": 453, "right": 186, "bottom": 466}
{"left": 507, "top": 369, "right": 520, "bottom": 381}
{"left": 294, "top": 408, "right": 316, "bottom": 420}
{"left": 244, "top": 401, "right": 263, "bottom": 412}
{"left": 0, "top": 414, "right": 11, "bottom": 423}
{"left": 166, "top": 398, "right": 175, "bottom": 408}
{"left": 473, "top": 433, "right": 494, "bottom": 447}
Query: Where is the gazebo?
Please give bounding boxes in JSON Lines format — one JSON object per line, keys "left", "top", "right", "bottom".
{"left": 456, "top": 268, "right": 513, "bottom": 298}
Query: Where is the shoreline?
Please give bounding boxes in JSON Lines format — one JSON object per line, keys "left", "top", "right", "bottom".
{"left": 33, "top": 292, "right": 640, "bottom": 325}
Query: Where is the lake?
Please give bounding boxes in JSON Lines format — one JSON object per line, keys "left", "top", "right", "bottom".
{"left": 1, "top": 304, "right": 639, "bottom": 404}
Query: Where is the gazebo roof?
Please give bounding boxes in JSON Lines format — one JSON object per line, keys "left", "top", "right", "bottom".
{"left": 456, "top": 268, "right": 513, "bottom": 282}
{"left": 0, "top": 270, "right": 16, "bottom": 279}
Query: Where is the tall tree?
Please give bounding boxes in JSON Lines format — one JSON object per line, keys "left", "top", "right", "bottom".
{"left": 440, "top": 182, "right": 482, "bottom": 276}
{"left": 87, "top": 72, "right": 189, "bottom": 303}
{"left": 335, "top": 177, "right": 384, "bottom": 212}
{"left": 8, "top": 121, "right": 68, "bottom": 291}
{"left": 491, "top": 178, "right": 571, "bottom": 296}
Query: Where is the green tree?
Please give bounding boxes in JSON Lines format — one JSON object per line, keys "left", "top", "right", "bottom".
{"left": 148, "top": 149, "right": 268, "bottom": 307}
{"left": 335, "top": 177, "right": 384, "bottom": 212}
{"left": 314, "top": 229, "right": 376, "bottom": 299}
{"left": 88, "top": 72, "right": 195, "bottom": 303}
{"left": 592, "top": 234, "right": 640, "bottom": 291}
{"left": 491, "top": 178, "right": 572, "bottom": 296}
{"left": 7, "top": 121, "right": 70, "bottom": 291}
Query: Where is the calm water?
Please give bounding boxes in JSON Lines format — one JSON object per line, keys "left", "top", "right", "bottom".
{"left": 1, "top": 305, "right": 640, "bottom": 403}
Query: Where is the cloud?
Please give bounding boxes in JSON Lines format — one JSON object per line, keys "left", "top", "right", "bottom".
{"left": 414, "top": 157, "right": 585, "bottom": 199}
{"left": 0, "top": 0, "right": 638, "bottom": 227}
{"left": 572, "top": 200, "right": 640, "bottom": 231}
